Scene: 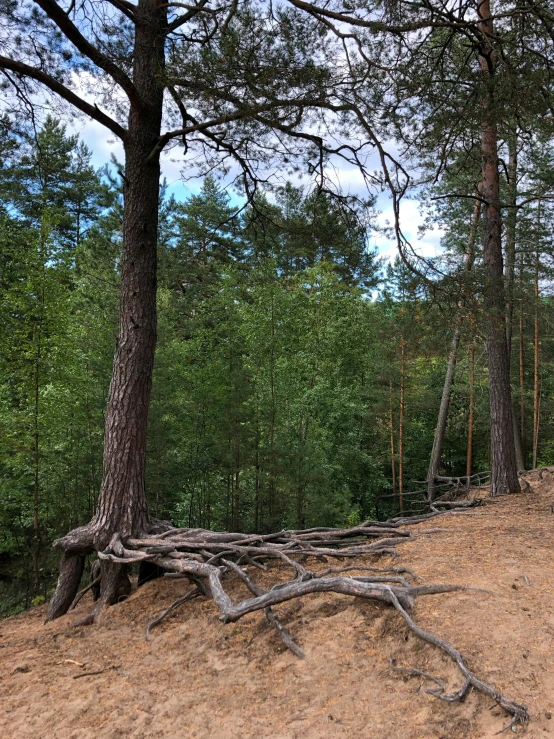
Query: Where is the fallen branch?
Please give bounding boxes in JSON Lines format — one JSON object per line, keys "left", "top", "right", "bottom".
{"left": 73, "top": 670, "right": 105, "bottom": 679}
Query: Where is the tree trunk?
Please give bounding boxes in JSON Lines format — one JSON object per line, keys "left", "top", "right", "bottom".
{"left": 512, "top": 412, "right": 525, "bottom": 472}
{"left": 398, "top": 333, "right": 405, "bottom": 513}
{"left": 255, "top": 408, "right": 261, "bottom": 532}
{"left": 477, "top": 0, "right": 520, "bottom": 496}
{"left": 504, "top": 133, "right": 525, "bottom": 473}
{"left": 533, "top": 236, "right": 540, "bottom": 468}
{"left": 233, "top": 443, "right": 240, "bottom": 531}
{"left": 466, "top": 342, "right": 475, "bottom": 478}
{"left": 519, "top": 296, "right": 526, "bottom": 464}
{"left": 505, "top": 134, "right": 517, "bottom": 353}
{"left": 427, "top": 327, "right": 461, "bottom": 500}
{"left": 389, "top": 380, "right": 397, "bottom": 500}
{"left": 268, "top": 293, "right": 277, "bottom": 530}
{"left": 46, "top": 0, "right": 167, "bottom": 622}
{"left": 427, "top": 196, "right": 480, "bottom": 500}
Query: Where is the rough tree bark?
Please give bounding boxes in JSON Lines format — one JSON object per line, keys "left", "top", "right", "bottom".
{"left": 46, "top": 0, "right": 167, "bottom": 622}
{"left": 477, "top": 0, "right": 520, "bottom": 496}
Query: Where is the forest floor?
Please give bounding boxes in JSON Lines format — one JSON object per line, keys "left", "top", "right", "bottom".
{"left": 2, "top": 471, "right": 554, "bottom": 739}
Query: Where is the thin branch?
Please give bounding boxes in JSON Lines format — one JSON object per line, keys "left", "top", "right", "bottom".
{"left": 0, "top": 56, "right": 127, "bottom": 140}
{"left": 104, "top": 0, "right": 136, "bottom": 21}
{"left": 32, "top": 0, "right": 141, "bottom": 108}
{"left": 167, "top": 0, "right": 211, "bottom": 32}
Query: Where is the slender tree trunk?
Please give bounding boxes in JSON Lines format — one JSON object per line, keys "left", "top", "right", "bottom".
{"left": 46, "top": 0, "right": 168, "bottom": 622}
{"left": 427, "top": 196, "right": 480, "bottom": 500}
{"left": 233, "top": 443, "right": 240, "bottom": 531}
{"left": 225, "top": 468, "right": 232, "bottom": 531}
{"left": 389, "top": 380, "right": 397, "bottom": 501}
{"left": 466, "top": 342, "right": 475, "bottom": 478}
{"left": 296, "top": 418, "right": 309, "bottom": 529}
{"left": 427, "top": 328, "right": 461, "bottom": 500}
{"left": 519, "top": 296, "right": 526, "bottom": 463}
{"left": 33, "top": 225, "right": 47, "bottom": 593}
{"left": 477, "top": 0, "right": 520, "bottom": 495}
{"left": 33, "top": 346, "right": 41, "bottom": 592}
{"left": 512, "top": 407, "right": 525, "bottom": 472}
{"left": 254, "top": 407, "right": 260, "bottom": 532}
{"left": 504, "top": 133, "right": 525, "bottom": 472}
{"left": 399, "top": 334, "right": 405, "bottom": 512}
{"left": 533, "top": 235, "right": 540, "bottom": 468}
{"left": 268, "top": 293, "right": 277, "bottom": 529}
{"left": 505, "top": 134, "right": 517, "bottom": 353}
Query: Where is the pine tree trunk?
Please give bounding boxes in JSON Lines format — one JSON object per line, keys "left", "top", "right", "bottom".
{"left": 466, "top": 342, "right": 475, "bottom": 478}
{"left": 33, "top": 228, "right": 47, "bottom": 592}
{"left": 389, "top": 380, "right": 397, "bottom": 501}
{"left": 427, "top": 196, "right": 480, "bottom": 500}
{"left": 399, "top": 334, "right": 405, "bottom": 513}
{"left": 46, "top": 0, "right": 167, "bottom": 622}
{"left": 33, "top": 347, "right": 41, "bottom": 592}
{"left": 519, "top": 297, "right": 526, "bottom": 463}
{"left": 233, "top": 443, "right": 240, "bottom": 531}
{"left": 505, "top": 134, "right": 517, "bottom": 353}
{"left": 505, "top": 134, "right": 525, "bottom": 473}
{"left": 254, "top": 408, "right": 260, "bottom": 532}
{"left": 268, "top": 293, "right": 277, "bottom": 529}
{"left": 533, "top": 237, "right": 540, "bottom": 468}
{"left": 477, "top": 0, "right": 520, "bottom": 496}
{"left": 427, "top": 327, "right": 461, "bottom": 500}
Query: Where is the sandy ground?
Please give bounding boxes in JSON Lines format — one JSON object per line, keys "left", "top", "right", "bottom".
{"left": 2, "top": 470, "right": 554, "bottom": 739}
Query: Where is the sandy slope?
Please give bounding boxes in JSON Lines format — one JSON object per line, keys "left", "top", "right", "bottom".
{"left": 2, "top": 470, "right": 554, "bottom": 739}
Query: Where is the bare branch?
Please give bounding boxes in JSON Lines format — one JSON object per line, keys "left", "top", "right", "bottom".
{"left": 167, "top": 0, "right": 211, "bottom": 32}
{"left": 0, "top": 56, "right": 127, "bottom": 140}
{"left": 104, "top": 0, "right": 136, "bottom": 21}
{"left": 32, "top": 0, "right": 141, "bottom": 108}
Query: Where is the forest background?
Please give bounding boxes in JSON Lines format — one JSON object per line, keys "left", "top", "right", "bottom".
{"left": 1, "top": 110, "right": 554, "bottom": 616}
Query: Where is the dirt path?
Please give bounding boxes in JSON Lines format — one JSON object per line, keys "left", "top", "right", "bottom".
{"left": 2, "top": 470, "right": 554, "bottom": 738}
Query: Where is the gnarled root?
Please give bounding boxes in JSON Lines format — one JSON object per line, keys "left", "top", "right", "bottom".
{"left": 387, "top": 588, "right": 528, "bottom": 732}
{"left": 46, "top": 509, "right": 527, "bottom": 731}
{"left": 74, "top": 559, "right": 132, "bottom": 626}
{"left": 45, "top": 552, "right": 86, "bottom": 623}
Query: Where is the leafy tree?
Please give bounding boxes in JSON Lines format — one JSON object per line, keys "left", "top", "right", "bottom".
{"left": 0, "top": 0, "right": 396, "bottom": 621}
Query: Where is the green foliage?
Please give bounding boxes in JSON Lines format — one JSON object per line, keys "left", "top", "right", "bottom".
{"left": 3, "top": 114, "right": 554, "bottom": 616}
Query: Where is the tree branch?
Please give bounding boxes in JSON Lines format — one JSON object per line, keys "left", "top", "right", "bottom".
{"left": 104, "top": 0, "right": 137, "bottom": 22}
{"left": 32, "top": 0, "right": 141, "bottom": 108}
{"left": 0, "top": 56, "right": 127, "bottom": 140}
{"left": 167, "top": 0, "right": 211, "bottom": 32}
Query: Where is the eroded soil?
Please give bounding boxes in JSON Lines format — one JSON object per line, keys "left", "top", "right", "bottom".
{"left": 2, "top": 469, "right": 554, "bottom": 738}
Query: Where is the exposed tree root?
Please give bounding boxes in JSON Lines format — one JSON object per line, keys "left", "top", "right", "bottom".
{"left": 69, "top": 574, "right": 101, "bottom": 611}
{"left": 386, "top": 589, "right": 528, "bottom": 732}
{"left": 145, "top": 587, "right": 202, "bottom": 641}
{"left": 48, "top": 509, "right": 528, "bottom": 730}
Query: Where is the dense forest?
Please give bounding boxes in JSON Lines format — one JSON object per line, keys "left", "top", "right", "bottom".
{"left": 4, "top": 3, "right": 554, "bottom": 732}
{"left": 2, "top": 115, "right": 554, "bottom": 614}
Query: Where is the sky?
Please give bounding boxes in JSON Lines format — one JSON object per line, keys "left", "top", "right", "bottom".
{"left": 70, "top": 114, "right": 444, "bottom": 264}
